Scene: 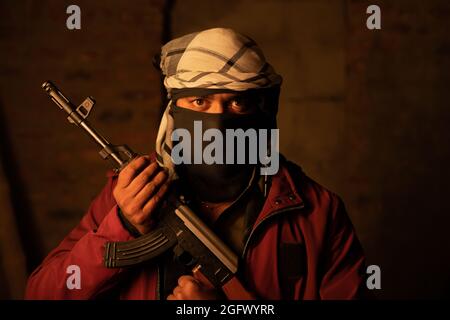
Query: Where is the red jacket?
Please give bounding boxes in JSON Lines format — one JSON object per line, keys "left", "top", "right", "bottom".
{"left": 25, "top": 159, "right": 367, "bottom": 299}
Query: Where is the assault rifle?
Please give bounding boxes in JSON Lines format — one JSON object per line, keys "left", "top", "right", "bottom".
{"left": 41, "top": 81, "right": 255, "bottom": 300}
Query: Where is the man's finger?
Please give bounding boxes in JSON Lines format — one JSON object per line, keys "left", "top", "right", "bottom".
{"left": 127, "top": 162, "right": 160, "bottom": 197}
{"left": 117, "top": 156, "right": 150, "bottom": 188}
{"left": 134, "top": 170, "right": 168, "bottom": 208}
{"left": 167, "top": 292, "right": 183, "bottom": 300}
{"left": 173, "top": 286, "right": 182, "bottom": 296}
{"left": 142, "top": 180, "right": 171, "bottom": 215}
{"left": 178, "top": 275, "right": 199, "bottom": 288}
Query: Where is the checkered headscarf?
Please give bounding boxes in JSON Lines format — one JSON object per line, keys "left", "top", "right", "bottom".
{"left": 155, "top": 28, "right": 282, "bottom": 177}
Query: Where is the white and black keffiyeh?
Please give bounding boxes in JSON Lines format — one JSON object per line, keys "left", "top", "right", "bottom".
{"left": 155, "top": 27, "right": 282, "bottom": 177}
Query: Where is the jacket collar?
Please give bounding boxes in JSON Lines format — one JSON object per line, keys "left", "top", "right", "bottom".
{"left": 254, "top": 157, "right": 305, "bottom": 226}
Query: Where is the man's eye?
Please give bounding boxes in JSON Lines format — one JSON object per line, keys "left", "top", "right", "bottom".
{"left": 230, "top": 99, "right": 243, "bottom": 108}
{"left": 231, "top": 99, "right": 239, "bottom": 105}
{"left": 193, "top": 99, "right": 205, "bottom": 107}
{"left": 230, "top": 99, "right": 251, "bottom": 112}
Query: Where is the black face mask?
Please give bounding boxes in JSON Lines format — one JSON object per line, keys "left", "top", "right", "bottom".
{"left": 170, "top": 105, "right": 264, "bottom": 202}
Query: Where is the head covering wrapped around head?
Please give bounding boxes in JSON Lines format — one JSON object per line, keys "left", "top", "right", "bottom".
{"left": 155, "top": 27, "right": 282, "bottom": 178}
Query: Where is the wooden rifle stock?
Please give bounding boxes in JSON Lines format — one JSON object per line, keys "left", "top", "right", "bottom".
{"left": 192, "top": 265, "right": 256, "bottom": 300}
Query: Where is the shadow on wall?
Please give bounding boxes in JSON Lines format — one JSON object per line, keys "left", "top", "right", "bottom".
{"left": 0, "top": 97, "right": 43, "bottom": 299}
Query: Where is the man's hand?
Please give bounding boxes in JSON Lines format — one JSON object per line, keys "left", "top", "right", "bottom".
{"left": 113, "top": 156, "right": 170, "bottom": 234}
{"left": 167, "top": 275, "right": 224, "bottom": 300}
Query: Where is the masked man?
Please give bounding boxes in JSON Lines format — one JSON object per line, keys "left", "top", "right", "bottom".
{"left": 26, "top": 28, "right": 367, "bottom": 300}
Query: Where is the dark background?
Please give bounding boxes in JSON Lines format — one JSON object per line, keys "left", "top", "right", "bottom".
{"left": 0, "top": 0, "right": 449, "bottom": 299}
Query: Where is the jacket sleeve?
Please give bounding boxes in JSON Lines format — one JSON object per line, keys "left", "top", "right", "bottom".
{"left": 319, "top": 195, "right": 368, "bottom": 299}
{"left": 25, "top": 174, "right": 134, "bottom": 299}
